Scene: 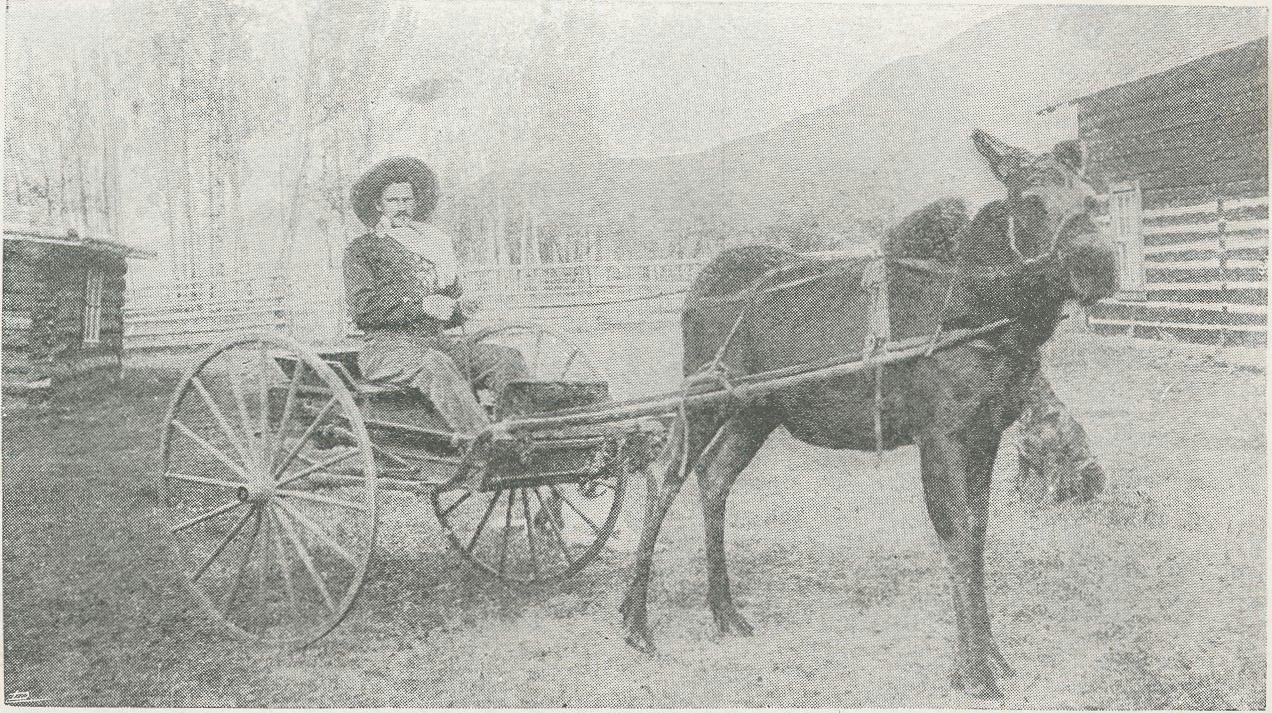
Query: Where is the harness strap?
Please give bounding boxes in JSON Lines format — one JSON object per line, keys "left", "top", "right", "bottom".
{"left": 861, "top": 259, "right": 890, "bottom": 463}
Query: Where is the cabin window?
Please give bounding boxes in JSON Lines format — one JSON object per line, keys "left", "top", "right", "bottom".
{"left": 1108, "top": 181, "right": 1145, "bottom": 299}
{"left": 83, "top": 268, "right": 105, "bottom": 345}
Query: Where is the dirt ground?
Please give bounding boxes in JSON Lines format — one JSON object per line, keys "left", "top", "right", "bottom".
{"left": 2, "top": 321, "right": 1265, "bottom": 708}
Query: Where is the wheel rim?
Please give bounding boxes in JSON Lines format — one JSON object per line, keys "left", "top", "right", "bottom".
{"left": 465, "top": 322, "right": 609, "bottom": 387}
{"left": 160, "top": 334, "right": 377, "bottom": 647}
{"left": 431, "top": 447, "right": 628, "bottom": 584}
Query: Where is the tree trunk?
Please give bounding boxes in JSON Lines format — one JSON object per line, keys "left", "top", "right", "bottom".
{"left": 1015, "top": 371, "right": 1106, "bottom": 504}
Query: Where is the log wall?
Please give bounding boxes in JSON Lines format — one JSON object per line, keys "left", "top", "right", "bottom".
{"left": 1078, "top": 37, "right": 1269, "bottom": 345}
{"left": 3, "top": 238, "right": 128, "bottom": 393}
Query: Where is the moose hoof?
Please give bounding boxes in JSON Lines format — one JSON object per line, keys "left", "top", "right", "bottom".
{"left": 990, "top": 649, "right": 1017, "bottom": 678}
{"left": 625, "top": 627, "right": 657, "bottom": 654}
{"left": 964, "top": 680, "right": 1004, "bottom": 701}
{"left": 619, "top": 595, "right": 641, "bottom": 629}
{"left": 951, "top": 663, "right": 1003, "bottom": 700}
{"left": 712, "top": 605, "right": 754, "bottom": 637}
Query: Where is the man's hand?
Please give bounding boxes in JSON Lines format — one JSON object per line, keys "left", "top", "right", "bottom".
{"left": 420, "top": 294, "right": 457, "bottom": 320}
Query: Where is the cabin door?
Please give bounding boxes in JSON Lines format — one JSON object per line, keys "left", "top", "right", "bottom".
{"left": 1109, "top": 181, "right": 1145, "bottom": 299}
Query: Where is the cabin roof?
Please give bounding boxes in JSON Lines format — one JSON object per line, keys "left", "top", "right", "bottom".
{"left": 3, "top": 224, "right": 156, "bottom": 259}
{"left": 1040, "top": 35, "right": 1268, "bottom": 114}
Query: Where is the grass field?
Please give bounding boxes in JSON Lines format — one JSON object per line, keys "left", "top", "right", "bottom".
{"left": 2, "top": 322, "right": 1265, "bottom": 707}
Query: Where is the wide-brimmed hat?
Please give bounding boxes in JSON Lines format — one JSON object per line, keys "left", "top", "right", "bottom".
{"left": 350, "top": 156, "right": 440, "bottom": 227}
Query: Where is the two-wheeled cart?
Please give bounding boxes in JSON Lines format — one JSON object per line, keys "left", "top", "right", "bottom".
{"left": 159, "top": 324, "right": 664, "bottom": 647}
{"left": 159, "top": 312, "right": 1011, "bottom": 647}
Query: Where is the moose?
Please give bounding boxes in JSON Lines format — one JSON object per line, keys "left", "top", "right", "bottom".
{"left": 619, "top": 130, "right": 1119, "bottom": 699}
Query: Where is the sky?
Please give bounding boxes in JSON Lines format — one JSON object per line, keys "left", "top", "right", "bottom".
{"left": 4, "top": 0, "right": 1007, "bottom": 161}
{"left": 588, "top": 2, "right": 1008, "bottom": 156}
{"left": 337, "top": 0, "right": 1011, "bottom": 162}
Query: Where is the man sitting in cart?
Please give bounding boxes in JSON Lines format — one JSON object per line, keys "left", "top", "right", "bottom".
{"left": 344, "top": 156, "right": 530, "bottom": 434}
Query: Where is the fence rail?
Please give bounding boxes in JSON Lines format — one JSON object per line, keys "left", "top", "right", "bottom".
{"left": 1098, "top": 299, "right": 1267, "bottom": 316}
{"left": 1142, "top": 218, "right": 1268, "bottom": 237}
{"left": 124, "top": 275, "right": 291, "bottom": 350}
{"left": 1088, "top": 318, "right": 1266, "bottom": 333}
{"left": 1144, "top": 234, "right": 1268, "bottom": 256}
{"left": 1140, "top": 195, "right": 1268, "bottom": 219}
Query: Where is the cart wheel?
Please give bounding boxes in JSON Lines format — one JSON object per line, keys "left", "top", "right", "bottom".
{"left": 434, "top": 322, "right": 625, "bottom": 583}
{"left": 464, "top": 322, "right": 608, "bottom": 388}
{"left": 159, "top": 334, "right": 378, "bottom": 648}
{"left": 431, "top": 447, "right": 628, "bottom": 584}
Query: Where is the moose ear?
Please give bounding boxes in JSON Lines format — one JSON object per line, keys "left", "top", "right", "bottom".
{"left": 1054, "top": 139, "right": 1086, "bottom": 173}
{"left": 971, "top": 129, "right": 1007, "bottom": 166}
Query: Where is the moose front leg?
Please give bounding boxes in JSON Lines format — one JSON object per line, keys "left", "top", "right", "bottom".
{"left": 620, "top": 422, "right": 693, "bottom": 653}
{"left": 964, "top": 431, "right": 1017, "bottom": 681}
{"left": 919, "top": 430, "right": 1013, "bottom": 699}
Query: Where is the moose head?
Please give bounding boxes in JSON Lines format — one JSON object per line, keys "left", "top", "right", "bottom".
{"left": 971, "top": 129, "right": 1118, "bottom": 306}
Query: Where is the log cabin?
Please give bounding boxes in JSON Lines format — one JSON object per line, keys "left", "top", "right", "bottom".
{"left": 1066, "top": 36, "right": 1268, "bottom": 345}
{"left": 3, "top": 224, "right": 154, "bottom": 398}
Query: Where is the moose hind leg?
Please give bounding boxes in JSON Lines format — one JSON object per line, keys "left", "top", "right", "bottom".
{"left": 698, "top": 410, "right": 773, "bottom": 636}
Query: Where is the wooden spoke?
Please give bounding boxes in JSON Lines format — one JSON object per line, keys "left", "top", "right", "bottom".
{"left": 274, "top": 499, "right": 336, "bottom": 612}
{"left": 257, "top": 343, "right": 271, "bottom": 463}
{"left": 404, "top": 452, "right": 462, "bottom": 465}
{"left": 548, "top": 484, "right": 601, "bottom": 533}
{"left": 268, "top": 507, "right": 302, "bottom": 622}
{"left": 172, "top": 500, "right": 242, "bottom": 534}
{"left": 533, "top": 487, "right": 574, "bottom": 566}
{"left": 439, "top": 490, "right": 472, "bottom": 519}
{"left": 171, "top": 420, "right": 253, "bottom": 482}
{"left": 276, "top": 488, "right": 369, "bottom": 513}
{"left": 255, "top": 505, "right": 271, "bottom": 630}
{"left": 559, "top": 349, "right": 581, "bottom": 379}
{"left": 165, "top": 472, "right": 242, "bottom": 490}
{"left": 222, "top": 506, "right": 263, "bottom": 611}
{"left": 191, "top": 376, "right": 253, "bottom": 466}
{"left": 274, "top": 499, "right": 359, "bottom": 568}
{"left": 191, "top": 505, "right": 256, "bottom": 582}
{"left": 466, "top": 491, "right": 502, "bottom": 553}
{"left": 271, "top": 361, "right": 307, "bottom": 472}
{"left": 498, "top": 489, "right": 515, "bottom": 577}
{"left": 228, "top": 369, "right": 256, "bottom": 463}
{"left": 520, "top": 489, "right": 539, "bottom": 579}
{"left": 371, "top": 444, "right": 411, "bottom": 468}
{"left": 272, "top": 396, "right": 338, "bottom": 479}
{"left": 275, "top": 447, "right": 361, "bottom": 489}
{"left": 531, "top": 329, "right": 544, "bottom": 375}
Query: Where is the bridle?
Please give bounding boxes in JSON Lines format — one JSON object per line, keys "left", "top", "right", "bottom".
{"left": 1003, "top": 169, "right": 1088, "bottom": 267}
{"left": 1006, "top": 206, "right": 1082, "bottom": 267}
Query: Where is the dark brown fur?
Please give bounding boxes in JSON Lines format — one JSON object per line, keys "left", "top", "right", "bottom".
{"left": 619, "top": 131, "right": 1119, "bottom": 700}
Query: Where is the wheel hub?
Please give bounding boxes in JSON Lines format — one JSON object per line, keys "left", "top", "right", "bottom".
{"left": 236, "top": 480, "right": 275, "bottom": 504}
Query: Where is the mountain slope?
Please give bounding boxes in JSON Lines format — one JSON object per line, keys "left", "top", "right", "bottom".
{"left": 468, "top": 4, "right": 1268, "bottom": 248}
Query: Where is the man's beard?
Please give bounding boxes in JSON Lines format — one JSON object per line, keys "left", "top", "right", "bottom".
{"left": 389, "top": 210, "right": 411, "bottom": 228}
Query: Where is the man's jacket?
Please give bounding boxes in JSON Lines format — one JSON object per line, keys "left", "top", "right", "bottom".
{"left": 343, "top": 232, "right": 464, "bottom": 334}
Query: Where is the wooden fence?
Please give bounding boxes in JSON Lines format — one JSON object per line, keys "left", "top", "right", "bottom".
{"left": 122, "top": 248, "right": 878, "bottom": 350}
{"left": 1088, "top": 195, "right": 1268, "bottom": 344}
{"left": 123, "top": 273, "right": 291, "bottom": 350}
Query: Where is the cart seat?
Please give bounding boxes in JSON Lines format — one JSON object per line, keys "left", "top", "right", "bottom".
{"left": 310, "top": 348, "right": 422, "bottom": 401}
